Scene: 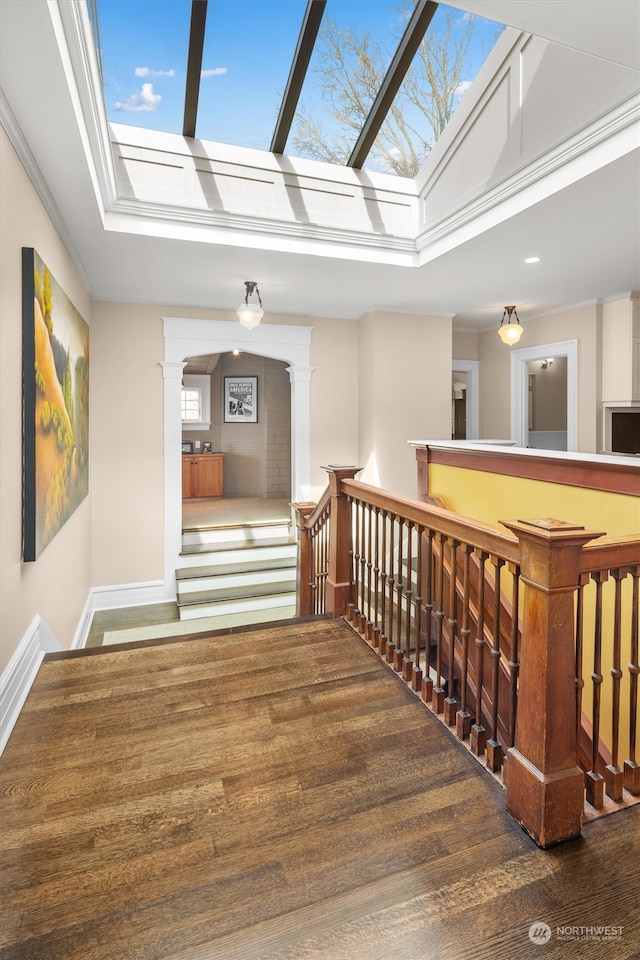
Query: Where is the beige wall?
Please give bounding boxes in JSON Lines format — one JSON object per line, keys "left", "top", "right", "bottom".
{"left": 90, "top": 302, "right": 165, "bottom": 587}
{"left": 479, "top": 304, "right": 601, "bottom": 449}
{"left": 0, "top": 129, "right": 93, "bottom": 669}
{"left": 452, "top": 330, "right": 479, "bottom": 361}
{"left": 89, "top": 305, "right": 361, "bottom": 582}
{"left": 359, "top": 312, "right": 452, "bottom": 498}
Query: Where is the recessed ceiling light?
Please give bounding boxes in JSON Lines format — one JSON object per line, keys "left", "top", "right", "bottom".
{"left": 524, "top": 256, "right": 541, "bottom": 264}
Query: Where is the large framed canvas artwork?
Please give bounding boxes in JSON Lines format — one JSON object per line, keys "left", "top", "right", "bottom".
{"left": 22, "top": 248, "right": 90, "bottom": 561}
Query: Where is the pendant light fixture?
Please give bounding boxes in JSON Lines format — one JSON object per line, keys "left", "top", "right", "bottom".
{"left": 497, "top": 305, "right": 523, "bottom": 345}
{"left": 236, "top": 281, "right": 263, "bottom": 330}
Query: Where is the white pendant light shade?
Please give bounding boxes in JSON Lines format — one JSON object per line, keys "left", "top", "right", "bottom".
{"left": 236, "top": 281, "right": 263, "bottom": 329}
{"left": 497, "top": 306, "right": 523, "bottom": 345}
{"left": 237, "top": 302, "right": 263, "bottom": 329}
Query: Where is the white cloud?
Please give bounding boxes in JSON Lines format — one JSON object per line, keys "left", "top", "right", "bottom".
{"left": 134, "top": 66, "right": 175, "bottom": 78}
{"left": 114, "top": 83, "right": 162, "bottom": 112}
{"left": 455, "top": 80, "right": 472, "bottom": 98}
{"left": 201, "top": 67, "right": 228, "bottom": 78}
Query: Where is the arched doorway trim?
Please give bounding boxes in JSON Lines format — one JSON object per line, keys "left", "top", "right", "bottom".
{"left": 162, "top": 317, "right": 313, "bottom": 599}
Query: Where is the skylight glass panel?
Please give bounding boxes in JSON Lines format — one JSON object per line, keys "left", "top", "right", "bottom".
{"left": 361, "top": 4, "right": 505, "bottom": 176}
{"left": 96, "top": 0, "right": 191, "bottom": 135}
{"left": 364, "top": 4, "right": 504, "bottom": 177}
{"left": 196, "top": 0, "right": 307, "bottom": 149}
{"left": 289, "top": 0, "right": 415, "bottom": 167}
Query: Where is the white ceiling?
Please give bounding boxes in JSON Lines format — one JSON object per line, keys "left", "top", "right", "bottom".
{"left": 1, "top": 0, "right": 639, "bottom": 332}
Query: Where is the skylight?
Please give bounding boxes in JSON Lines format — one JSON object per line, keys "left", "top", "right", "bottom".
{"left": 95, "top": 0, "right": 505, "bottom": 177}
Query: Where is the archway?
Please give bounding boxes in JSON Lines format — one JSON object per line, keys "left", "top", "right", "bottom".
{"left": 162, "top": 317, "right": 313, "bottom": 599}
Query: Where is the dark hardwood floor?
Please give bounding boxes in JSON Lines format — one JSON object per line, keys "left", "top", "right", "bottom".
{"left": 1, "top": 619, "right": 638, "bottom": 960}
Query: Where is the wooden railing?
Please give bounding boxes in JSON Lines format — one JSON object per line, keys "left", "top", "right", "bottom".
{"left": 577, "top": 540, "right": 640, "bottom": 806}
{"left": 292, "top": 466, "right": 640, "bottom": 847}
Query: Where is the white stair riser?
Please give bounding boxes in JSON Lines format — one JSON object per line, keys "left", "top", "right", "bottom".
{"left": 178, "top": 544, "right": 297, "bottom": 568}
{"left": 179, "top": 592, "right": 296, "bottom": 621}
{"left": 182, "top": 524, "right": 292, "bottom": 548}
{"left": 178, "top": 569, "right": 297, "bottom": 596}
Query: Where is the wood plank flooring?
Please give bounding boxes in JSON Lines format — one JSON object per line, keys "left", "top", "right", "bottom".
{"left": 1, "top": 619, "right": 638, "bottom": 960}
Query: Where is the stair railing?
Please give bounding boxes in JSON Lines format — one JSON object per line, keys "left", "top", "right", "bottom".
{"left": 292, "top": 466, "right": 640, "bottom": 847}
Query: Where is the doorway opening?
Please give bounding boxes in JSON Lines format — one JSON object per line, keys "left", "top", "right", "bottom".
{"left": 163, "top": 317, "right": 313, "bottom": 601}
{"left": 510, "top": 340, "right": 578, "bottom": 450}
{"left": 452, "top": 359, "right": 479, "bottom": 440}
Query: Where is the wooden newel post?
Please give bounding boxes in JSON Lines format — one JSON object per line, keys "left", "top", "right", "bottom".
{"left": 501, "top": 517, "right": 603, "bottom": 848}
{"left": 324, "top": 466, "right": 361, "bottom": 618}
{"left": 291, "top": 502, "right": 316, "bottom": 618}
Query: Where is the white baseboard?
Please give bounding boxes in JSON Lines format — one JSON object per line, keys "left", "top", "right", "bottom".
{"left": 71, "top": 592, "right": 94, "bottom": 650}
{"left": 90, "top": 579, "right": 171, "bottom": 610}
{"left": 0, "top": 616, "right": 62, "bottom": 755}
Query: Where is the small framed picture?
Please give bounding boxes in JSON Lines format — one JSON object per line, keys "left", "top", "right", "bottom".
{"left": 224, "top": 376, "right": 258, "bottom": 423}
{"left": 202, "top": 441, "right": 212, "bottom": 453}
{"left": 182, "top": 440, "right": 193, "bottom": 454}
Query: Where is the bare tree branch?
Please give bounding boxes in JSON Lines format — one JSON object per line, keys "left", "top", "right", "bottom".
{"left": 291, "top": 6, "right": 486, "bottom": 177}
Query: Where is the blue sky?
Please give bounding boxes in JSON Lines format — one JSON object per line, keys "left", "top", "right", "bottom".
{"left": 96, "top": 0, "right": 504, "bottom": 163}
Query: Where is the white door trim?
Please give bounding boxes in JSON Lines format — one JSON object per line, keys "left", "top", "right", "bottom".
{"left": 510, "top": 339, "right": 578, "bottom": 449}
{"left": 452, "top": 359, "right": 480, "bottom": 439}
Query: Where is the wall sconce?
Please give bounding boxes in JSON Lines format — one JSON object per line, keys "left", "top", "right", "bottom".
{"left": 497, "top": 305, "right": 523, "bottom": 345}
{"left": 236, "top": 281, "right": 263, "bottom": 330}
{"left": 540, "top": 357, "right": 554, "bottom": 369}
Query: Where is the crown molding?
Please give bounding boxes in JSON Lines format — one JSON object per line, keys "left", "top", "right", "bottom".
{"left": 105, "top": 197, "right": 419, "bottom": 264}
{"left": 0, "top": 87, "right": 93, "bottom": 292}
{"left": 416, "top": 93, "right": 640, "bottom": 261}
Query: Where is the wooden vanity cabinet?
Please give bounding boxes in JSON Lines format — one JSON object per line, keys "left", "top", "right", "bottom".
{"left": 182, "top": 454, "right": 224, "bottom": 499}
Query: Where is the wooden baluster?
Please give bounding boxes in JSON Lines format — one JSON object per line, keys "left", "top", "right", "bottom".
{"left": 421, "top": 530, "right": 435, "bottom": 704}
{"left": 470, "top": 550, "right": 488, "bottom": 757}
{"left": 444, "top": 538, "right": 459, "bottom": 726}
{"left": 502, "top": 518, "right": 601, "bottom": 848}
{"left": 393, "top": 518, "right": 405, "bottom": 672}
{"left": 456, "top": 544, "right": 473, "bottom": 740}
{"left": 322, "top": 514, "right": 329, "bottom": 613}
{"left": 625, "top": 565, "right": 640, "bottom": 795}
{"left": 365, "top": 503, "right": 374, "bottom": 642}
{"left": 507, "top": 562, "right": 520, "bottom": 749}
{"left": 412, "top": 526, "right": 424, "bottom": 692}
{"left": 314, "top": 519, "right": 320, "bottom": 614}
{"left": 403, "top": 523, "right": 415, "bottom": 682}
{"left": 378, "top": 511, "right": 388, "bottom": 654}
{"left": 574, "top": 573, "right": 588, "bottom": 775}
{"left": 371, "top": 507, "right": 381, "bottom": 649}
{"left": 385, "top": 517, "right": 396, "bottom": 664}
{"left": 432, "top": 532, "right": 446, "bottom": 713}
{"left": 604, "top": 569, "right": 626, "bottom": 801}
{"left": 486, "top": 555, "right": 505, "bottom": 772}
{"left": 359, "top": 501, "right": 368, "bottom": 634}
{"left": 586, "top": 570, "right": 607, "bottom": 809}
{"left": 353, "top": 500, "right": 363, "bottom": 629}
{"left": 312, "top": 520, "right": 319, "bottom": 614}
